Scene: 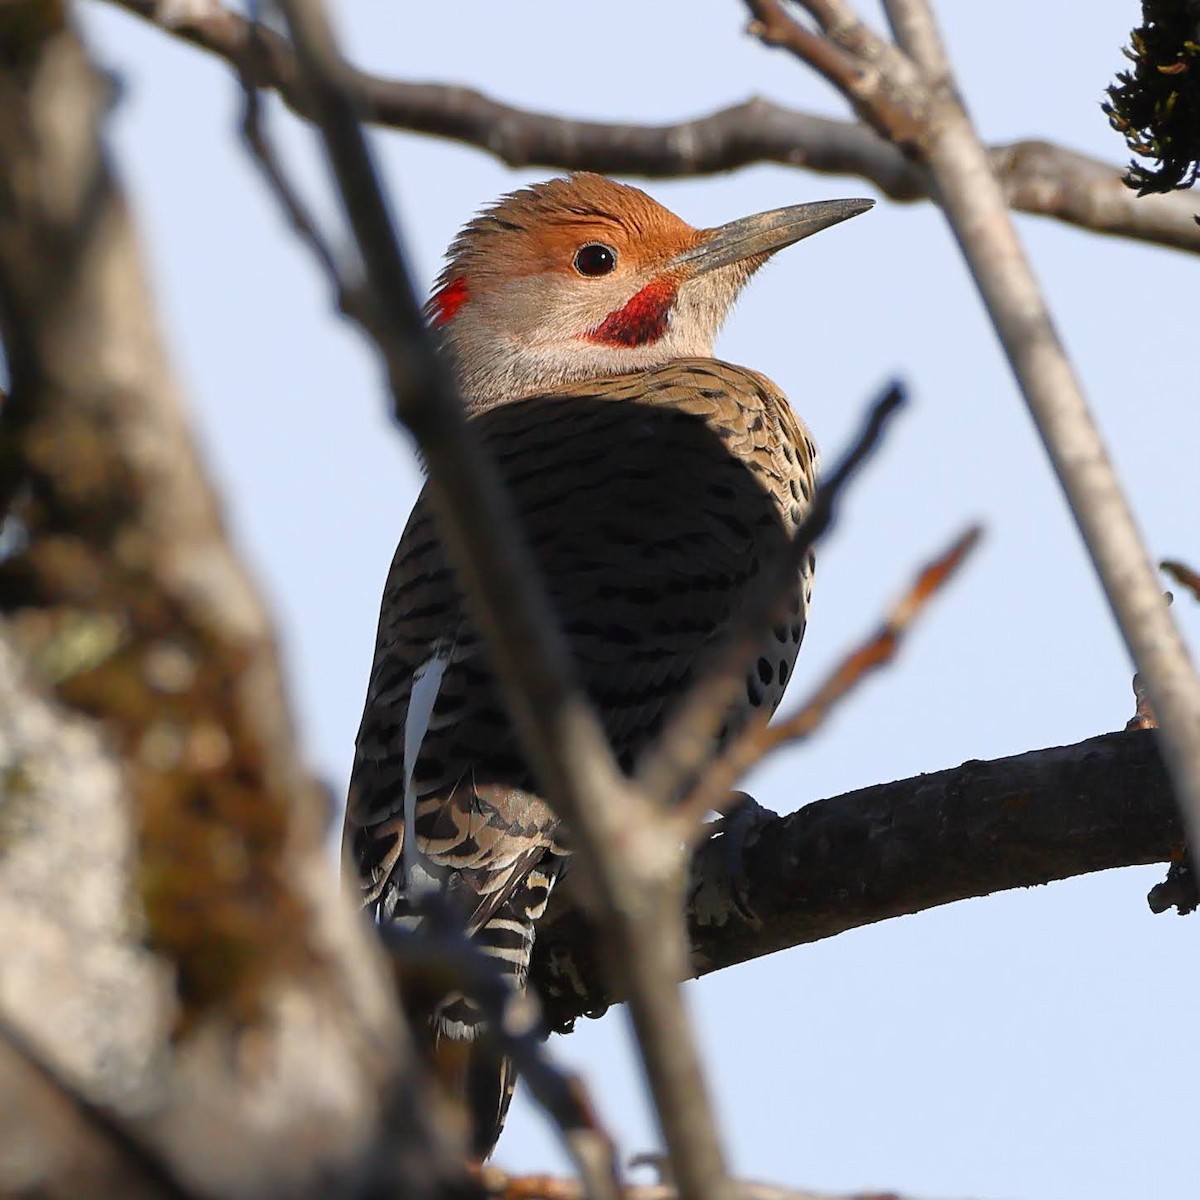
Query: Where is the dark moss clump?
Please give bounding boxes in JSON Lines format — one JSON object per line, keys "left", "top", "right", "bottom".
{"left": 1103, "top": 0, "right": 1200, "bottom": 194}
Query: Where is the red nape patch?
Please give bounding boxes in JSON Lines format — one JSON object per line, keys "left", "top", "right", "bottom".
{"left": 585, "top": 279, "right": 675, "bottom": 347}
{"left": 429, "top": 276, "right": 469, "bottom": 327}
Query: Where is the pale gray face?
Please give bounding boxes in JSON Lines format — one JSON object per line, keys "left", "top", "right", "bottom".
{"left": 440, "top": 261, "right": 756, "bottom": 412}
{"left": 428, "top": 175, "right": 873, "bottom": 411}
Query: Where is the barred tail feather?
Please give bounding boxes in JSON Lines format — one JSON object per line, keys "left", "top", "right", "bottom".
{"left": 431, "top": 1032, "right": 518, "bottom": 1161}
{"left": 429, "top": 878, "right": 554, "bottom": 1158}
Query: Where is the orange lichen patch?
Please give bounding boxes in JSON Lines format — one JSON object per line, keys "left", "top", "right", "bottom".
{"left": 139, "top": 764, "right": 305, "bottom": 1025}
{"left": 1000, "top": 791, "right": 1034, "bottom": 814}
{"left": 0, "top": 408, "right": 313, "bottom": 1030}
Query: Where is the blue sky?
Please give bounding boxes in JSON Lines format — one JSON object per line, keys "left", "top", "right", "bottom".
{"left": 81, "top": 3, "right": 1200, "bottom": 1196}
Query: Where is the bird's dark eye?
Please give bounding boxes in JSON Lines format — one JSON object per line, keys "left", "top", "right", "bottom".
{"left": 573, "top": 243, "right": 617, "bottom": 277}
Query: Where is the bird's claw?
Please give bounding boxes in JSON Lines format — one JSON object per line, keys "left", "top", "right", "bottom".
{"left": 705, "top": 791, "right": 779, "bottom": 922}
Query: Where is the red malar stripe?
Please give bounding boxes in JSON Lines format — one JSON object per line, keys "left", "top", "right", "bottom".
{"left": 585, "top": 279, "right": 675, "bottom": 347}
{"left": 430, "top": 276, "right": 469, "bottom": 327}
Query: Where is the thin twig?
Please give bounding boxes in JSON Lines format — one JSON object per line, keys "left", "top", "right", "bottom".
{"left": 676, "top": 523, "right": 982, "bottom": 835}
{"left": 744, "top": 0, "right": 868, "bottom": 101}
{"left": 637, "top": 382, "right": 906, "bottom": 807}
{"left": 237, "top": 25, "right": 371, "bottom": 326}
{"left": 1161, "top": 559, "right": 1200, "bottom": 603}
{"left": 102, "top": 0, "right": 1200, "bottom": 255}
{"left": 745, "top": 0, "right": 927, "bottom": 144}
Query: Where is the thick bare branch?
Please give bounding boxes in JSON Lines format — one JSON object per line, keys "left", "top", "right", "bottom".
{"left": 0, "top": 619, "right": 206, "bottom": 1200}
{"left": 533, "top": 728, "right": 1181, "bottom": 1032}
{"left": 0, "top": 607, "right": 437, "bottom": 1197}
{"left": 0, "top": 0, "right": 317, "bottom": 1006}
{"left": 102, "top": 0, "right": 1200, "bottom": 255}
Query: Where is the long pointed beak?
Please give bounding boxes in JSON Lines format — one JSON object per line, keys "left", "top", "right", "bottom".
{"left": 668, "top": 197, "right": 874, "bottom": 276}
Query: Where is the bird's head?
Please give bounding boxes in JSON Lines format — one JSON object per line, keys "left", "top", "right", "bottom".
{"left": 427, "top": 173, "right": 872, "bottom": 411}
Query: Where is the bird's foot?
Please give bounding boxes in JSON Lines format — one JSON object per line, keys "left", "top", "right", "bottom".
{"left": 704, "top": 791, "right": 779, "bottom": 922}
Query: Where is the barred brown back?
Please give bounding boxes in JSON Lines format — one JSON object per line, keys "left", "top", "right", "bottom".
{"left": 345, "top": 357, "right": 816, "bottom": 1156}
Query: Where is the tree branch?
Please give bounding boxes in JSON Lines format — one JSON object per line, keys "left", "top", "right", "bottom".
{"left": 730, "top": 0, "right": 1200, "bottom": 879}
{"left": 102, "top": 0, "right": 1200, "bottom": 256}
{"left": 876, "top": 0, "right": 1200, "bottom": 859}
{"left": 0, "top": 0, "right": 319, "bottom": 1009}
{"left": 532, "top": 728, "right": 1182, "bottom": 1032}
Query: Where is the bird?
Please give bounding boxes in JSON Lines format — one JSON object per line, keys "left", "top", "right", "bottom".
{"left": 344, "top": 173, "right": 872, "bottom": 1157}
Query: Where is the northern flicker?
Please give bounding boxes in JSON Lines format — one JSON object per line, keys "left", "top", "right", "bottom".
{"left": 345, "top": 174, "right": 871, "bottom": 1156}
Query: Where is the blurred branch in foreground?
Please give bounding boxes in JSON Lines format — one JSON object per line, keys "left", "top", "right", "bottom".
{"left": 384, "top": 921, "right": 619, "bottom": 1200}
{"left": 267, "top": 0, "right": 746, "bottom": 1194}
{"left": 0, "top": 5, "right": 447, "bottom": 1196}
